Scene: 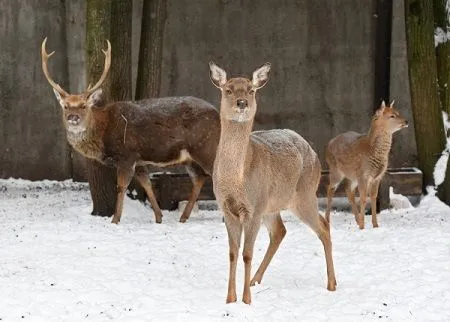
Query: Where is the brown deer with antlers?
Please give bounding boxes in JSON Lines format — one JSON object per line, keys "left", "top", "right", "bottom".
{"left": 41, "top": 38, "right": 220, "bottom": 224}
{"left": 209, "top": 61, "right": 337, "bottom": 304}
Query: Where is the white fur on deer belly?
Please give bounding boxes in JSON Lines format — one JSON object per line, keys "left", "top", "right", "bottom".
{"left": 138, "top": 149, "right": 192, "bottom": 167}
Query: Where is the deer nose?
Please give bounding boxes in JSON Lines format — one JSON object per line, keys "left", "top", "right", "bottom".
{"left": 67, "top": 114, "right": 80, "bottom": 125}
{"left": 236, "top": 99, "right": 248, "bottom": 110}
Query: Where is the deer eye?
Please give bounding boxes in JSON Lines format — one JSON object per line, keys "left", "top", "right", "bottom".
{"left": 390, "top": 115, "right": 396, "bottom": 118}
{"left": 225, "top": 89, "right": 232, "bottom": 95}
{"left": 249, "top": 89, "right": 255, "bottom": 95}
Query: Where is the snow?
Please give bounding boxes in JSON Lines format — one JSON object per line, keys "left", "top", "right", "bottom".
{"left": 432, "top": 112, "right": 450, "bottom": 189}
{"left": 435, "top": 1, "right": 450, "bottom": 47}
{"left": 389, "top": 187, "right": 413, "bottom": 210}
{"left": 1, "top": 179, "right": 450, "bottom": 321}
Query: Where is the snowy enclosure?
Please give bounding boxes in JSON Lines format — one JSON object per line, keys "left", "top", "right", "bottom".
{"left": 0, "top": 179, "right": 449, "bottom": 321}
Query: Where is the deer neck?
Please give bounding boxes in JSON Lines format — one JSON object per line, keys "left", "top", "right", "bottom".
{"left": 215, "top": 118, "right": 254, "bottom": 184}
{"left": 367, "top": 125, "right": 393, "bottom": 165}
{"left": 66, "top": 113, "right": 106, "bottom": 161}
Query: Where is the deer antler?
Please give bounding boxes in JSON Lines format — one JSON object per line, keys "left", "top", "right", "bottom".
{"left": 85, "top": 40, "right": 111, "bottom": 96}
{"left": 41, "top": 37, "right": 69, "bottom": 96}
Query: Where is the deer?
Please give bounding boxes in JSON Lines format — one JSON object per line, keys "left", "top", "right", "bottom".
{"left": 41, "top": 38, "right": 220, "bottom": 224}
{"left": 325, "top": 101, "right": 408, "bottom": 229}
{"left": 209, "top": 61, "right": 337, "bottom": 305}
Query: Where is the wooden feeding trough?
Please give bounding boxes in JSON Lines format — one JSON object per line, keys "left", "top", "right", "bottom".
{"left": 150, "top": 167, "right": 423, "bottom": 212}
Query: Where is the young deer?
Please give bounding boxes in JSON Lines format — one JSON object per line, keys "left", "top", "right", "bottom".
{"left": 42, "top": 38, "right": 220, "bottom": 224}
{"left": 325, "top": 101, "right": 408, "bottom": 229}
{"left": 209, "top": 62, "right": 337, "bottom": 305}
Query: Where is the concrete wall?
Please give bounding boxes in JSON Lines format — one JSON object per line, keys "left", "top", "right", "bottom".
{"left": 0, "top": 0, "right": 417, "bottom": 180}
{"left": 160, "top": 0, "right": 416, "bottom": 167}
{"left": 0, "top": 0, "right": 71, "bottom": 180}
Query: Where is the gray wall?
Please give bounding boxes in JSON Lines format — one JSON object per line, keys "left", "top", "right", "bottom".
{"left": 0, "top": 0, "right": 71, "bottom": 180}
{"left": 0, "top": 0, "right": 417, "bottom": 180}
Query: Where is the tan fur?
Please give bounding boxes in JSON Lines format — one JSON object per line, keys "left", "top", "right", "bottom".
{"left": 325, "top": 101, "right": 408, "bottom": 229}
{"left": 209, "top": 62, "right": 337, "bottom": 305}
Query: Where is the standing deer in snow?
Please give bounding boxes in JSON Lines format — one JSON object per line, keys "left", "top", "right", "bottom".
{"left": 209, "top": 62, "right": 337, "bottom": 305}
{"left": 42, "top": 38, "right": 220, "bottom": 224}
{"left": 325, "top": 101, "right": 408, "bottom": 229}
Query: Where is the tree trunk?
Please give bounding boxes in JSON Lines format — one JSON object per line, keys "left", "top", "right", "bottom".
{"left": 85, "top": 0, "right": 132, "bottom": 216}
{"left": 433, "top": 0, "right": 450, "bottom": 204}
{"left": 405, "top": 0, "right": 447, "bottom": 193}
{"left": 135, "top": 0, "right": 167, "bottom": 99}
{"left": 374, "top": 0, "right": 393, "bottom": 108}
{"left": 129, "top": 0, "right": 167, "bottom": 202}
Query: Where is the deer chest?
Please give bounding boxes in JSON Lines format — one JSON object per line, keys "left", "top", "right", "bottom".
{"left": 67, "top": 134, "right": 104, "bottom": 161}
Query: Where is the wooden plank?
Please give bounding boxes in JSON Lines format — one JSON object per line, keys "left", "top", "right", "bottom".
{"left": 150, "top": 168, "right": 423, "bottom": 211}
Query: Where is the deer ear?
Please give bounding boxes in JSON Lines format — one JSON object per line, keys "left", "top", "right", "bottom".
{"left": 87, "top": 88, "right": 104, "bottom": 108}
{"left": 376, "top": 101, "right": 386, "bottom": 116}
{"left": 390, "top": 99, "right": 395, "bottom": 107}
{"left": 53, "top": 89, "right": 66, "bottom": 108}
{"left": 252, "top": 63, "right": 271, "bottom": 89}
{"left": 209, "top": 62, "right": 227, "bottom": 88}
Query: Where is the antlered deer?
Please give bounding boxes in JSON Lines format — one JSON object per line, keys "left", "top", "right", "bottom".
{"left": 209, "top": 62, "right": 337, "bottom": 305}
{"left": 325, "top": 101, "right": 408, "bottom": 229}
{"left": 41, "top": 38, "right": 220, "bottom": 224}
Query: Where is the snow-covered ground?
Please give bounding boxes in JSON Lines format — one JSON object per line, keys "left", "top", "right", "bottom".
{"left": 0, "top": 179, "right": 449, "bottom": 321}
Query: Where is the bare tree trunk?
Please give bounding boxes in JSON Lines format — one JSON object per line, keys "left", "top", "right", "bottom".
{"left": 86, "top": 0, "right": 132, "bottom": 216}
{"left": 129, "top": 0, "right": 167, "bottom": 202}
{"left": 405, "top": 0, "right": 446, "bottom": 194}
{"left": 433, "top": 0, "right": 450, "bottom": 204}
{"left": 135, "top": 0, "right": 167, "bottom": 99}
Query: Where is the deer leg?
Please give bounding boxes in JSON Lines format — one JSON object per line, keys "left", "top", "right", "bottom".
{"left": 356, "top": 179, "right": 368, "bottom": 230}
{"left": 325, "top": 169, "right": 343, "bottom": 223}
{"left": 370, "top": 179, "right": 381, "bottom": 228}
{"left": 134, "top": 166, "right": 163, "bottom": 224}
{"left": 242, "top": 216, "right": 261, "bottom": 305}
{"left": 223, "top": 214, "right": 242, "bottom": 304}
{"left": 111, "top": 165, "right": 135, "bottom": 224}
{"left": 344, "top": 180, "right": 359, "bottom": 218}
{"left": 250, "top": 213, "right": 286, "bottom": 286}
{"left": 179, "top": 164, "right": 207, "bottom": 223}
{"left": 292, "top": 198, "right": 337, "bottom": 291}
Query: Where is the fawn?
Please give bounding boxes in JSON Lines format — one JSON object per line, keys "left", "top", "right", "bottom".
{"left": 42, "top": 38, "right": 220, "bottom": 224}
{"left": 325, "top": 101, "right": 408, "bottom": 229}
{"left": 209, "top": 62, "right": 337, "bottom": 305}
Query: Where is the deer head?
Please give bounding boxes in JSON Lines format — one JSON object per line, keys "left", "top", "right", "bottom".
{"left": 209, "top": 62, "right": 271, "bottom": 123}
{"left": 373, "top": 100, "right": 409, "bottom": 133}
{"left": 41, "top": 38, "right": 111, "bottom": 134}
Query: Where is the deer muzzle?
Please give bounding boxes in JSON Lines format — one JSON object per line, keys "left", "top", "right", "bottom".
{"left": 67, "top": 114, "right": 81, "bottom": 126}
{"left": 236, "top": 99, "right": 248, "bottom": 110}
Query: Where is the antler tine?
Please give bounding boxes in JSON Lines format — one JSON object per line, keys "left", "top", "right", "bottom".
{"left": 41, "top": 37, "right": 69, "bottom": 96}
{"left": 85, "top": 40, "right": 111, "bottom": 95}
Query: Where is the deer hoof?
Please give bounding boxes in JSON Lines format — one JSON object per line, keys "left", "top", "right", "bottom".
{"left": 111, "top": 218, "right": 120, "bottom": 224}
{"left": 226, "top": 294, "right": 237, "bottom": 304}
{"left": 250, "top": 277, "right": 261, "bottom": 286}
{"left": 327, "top": 280, "right": 337, "bottom": 291}
{"left": 242, "top": 295, "right": 252, "bottom": 305}
{"left": 179, "top": 216, "right": 187, "bottom": 223}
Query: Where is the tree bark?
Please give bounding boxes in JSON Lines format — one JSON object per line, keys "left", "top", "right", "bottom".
{"left": 85, "top": 0, "right": 132, "bottom": 216}
{"left": 129, "top": 0, "right": 167, "bottom": 202}
{"left": 433, "top": 0, "right": 450, "bottom": 204}
{"left": 135, "top": 0, "right": 167, "bottom": 99}
{"left": 405, "top": 0, "right": 447, "bottom": 193}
